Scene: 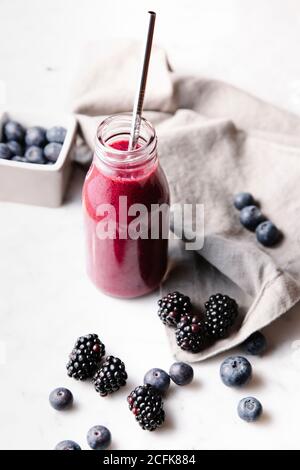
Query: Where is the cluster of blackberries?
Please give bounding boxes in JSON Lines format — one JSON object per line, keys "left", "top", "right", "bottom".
{"left": 158, "top": 291, "right": 239, "bottom": 353}
{"left": 50, "top": 333, "right": 127, "bottom": 450}
{"left": 63, "top": 334, "right": 195, "bottom": 435}
{"left": 51, "top": 327, "right": 266, "bottom": 447}
{"left": 0, "top": 119, "right": 66, "bottom": 165}
{"left": 66, "top": 333, "right": 127, "bottom": 397}
{"left": 234, "top": 192, "right": 281, "bottom": 247}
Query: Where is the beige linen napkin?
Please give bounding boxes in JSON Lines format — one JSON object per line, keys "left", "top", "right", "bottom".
{"left": 71, "top": 40, "right": 300, "bottom": 361}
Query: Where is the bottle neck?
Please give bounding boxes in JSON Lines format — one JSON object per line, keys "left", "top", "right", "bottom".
{"left": 94, "top": 113, "right": 158, "bottom": 179}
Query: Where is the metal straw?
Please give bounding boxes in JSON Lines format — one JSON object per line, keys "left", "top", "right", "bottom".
{"left": 128, "top": 11, "right": 156, "bottom": 150}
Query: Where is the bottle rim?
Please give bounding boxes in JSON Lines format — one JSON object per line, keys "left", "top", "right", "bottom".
{"left": 95, "top": 113, "right": 157, "bottom": 166}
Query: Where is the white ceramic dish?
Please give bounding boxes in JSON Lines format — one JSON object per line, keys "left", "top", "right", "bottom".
{"left": 0, "top": 110, "right": 77, "bottom": 207}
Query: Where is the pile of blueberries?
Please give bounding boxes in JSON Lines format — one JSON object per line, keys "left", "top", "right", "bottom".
{"left": 234, "top": 192, "right": 281, "bottom": 247}
{"left": 0, "top": 119, "right": 66, "bottom": 165}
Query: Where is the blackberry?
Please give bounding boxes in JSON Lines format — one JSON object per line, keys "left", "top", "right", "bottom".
{"left": 204, "top": 293, "right": 238, "bottom": 340}
{"left": 93, "top": 356, "right": 127, "bottom": 396}
{"left": 175, "top": 314, "right": 206, "bottom": 353}
{"left": 127, "top": 384, "right": 165, "bottom": 431}
{"left": 158, "top": 291, "right": 192, "bottom": 327}
{"left": 66, "top": 333, "right": 105, "bottom": 380}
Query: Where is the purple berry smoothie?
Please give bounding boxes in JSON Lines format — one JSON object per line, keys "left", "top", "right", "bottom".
{"left": 82, "top": 119, "right": 170, "bottom": 298}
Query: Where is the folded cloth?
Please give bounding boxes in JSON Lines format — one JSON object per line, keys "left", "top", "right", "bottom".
{"left": 71, "top": 39, "right": 300, "bottom": 361}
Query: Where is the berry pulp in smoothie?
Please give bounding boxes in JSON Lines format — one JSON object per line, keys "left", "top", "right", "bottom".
{"left": 82, "top": 139, "right": 169, "bottom": 298}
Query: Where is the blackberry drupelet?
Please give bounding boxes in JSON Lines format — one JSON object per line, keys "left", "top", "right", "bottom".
{"left": 204, "top": 293, "right": 238, "bottom": 340}
{"left": 137, "top": 408, "right": 165, "bottom": 431}
{"left": 158, "top": 291, "right": 192, "bottom": 327}
{"left": 175, "top": 314, "right": 207, "bottom": 353}
{"left": 93, "top": 356, "right": 127, "bottom": 396}
{"left": 127, "top": 384, "right": 165, "bottom": 431}
{"left": 66, "top": 333, "right": 105, "bottom": 380}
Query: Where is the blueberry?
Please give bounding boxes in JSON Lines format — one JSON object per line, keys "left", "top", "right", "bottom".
{"left": 6, "top": 140, "right": 23, "bottom": 156}
{"left": 25, "top": 126, "right": 46, "bottom": 147}
{"left": 169, "top": 362, "right": 194, "bottom": 386}
{"left": 241, "top": 331, "right": 267, "bottom": 356}
{"left": 0, "top": 143, "right": 12, "bottom": 159}
{"left": 144, "top": 368, "right": 170, "bottom": 394}
{"left": 87, "top": 425, "right": 111, "bottom": 450}
{"left": 46, "top": 126, "right": 67, "bottom": 144}
{"left": 238, "top": 397, "right": 263, "bottom": 422}
{"left": 11, "top": 156, "right": 27, "bottom": 163}
{"left": 240, "top": 205, "right": 265, "bottom": 231}
{"left": 234, "top": 192, "right": 255, "bottom": 210}
{"left": 3, "top": 120, "right": 25, "bottom": 142}
{"left": 220, "top": 356, "right": 252, "bottom": 387}
{"left": 25, "top": 146, "right": 46, "bottom": 164}
{"left": 256, "top": 221, "right": 280, "bottom": 247}
{"left": 55, "top": 440, "right": 81, "bottom": 450}
{"left": 44, "top": 142, "right": 62, "bottom": 163}
{"left": 49, "top": 387, "right": 73, "bottom": 410}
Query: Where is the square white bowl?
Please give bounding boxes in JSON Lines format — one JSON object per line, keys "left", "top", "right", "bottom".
{"left": 0, "top": 110, "right": 77, "bottom": 207}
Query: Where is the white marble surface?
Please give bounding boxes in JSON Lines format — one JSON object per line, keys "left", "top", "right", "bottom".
{"left": 1, "top": 0, "right": 300, "bottom": 450}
